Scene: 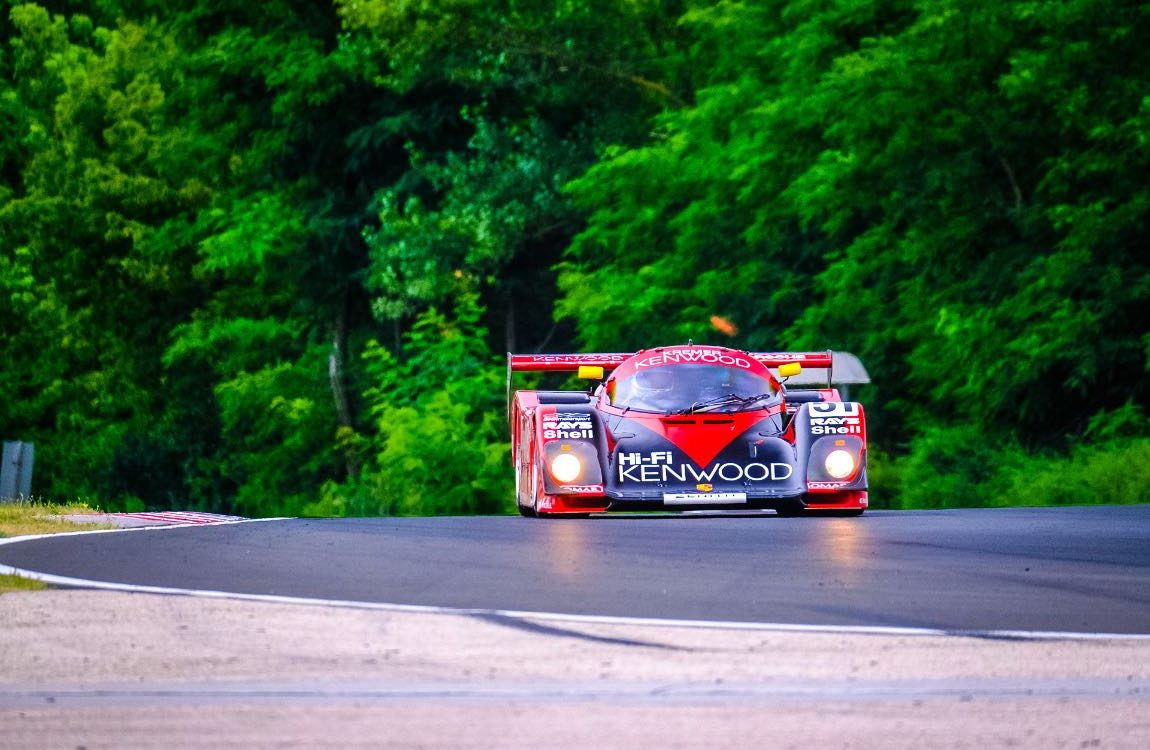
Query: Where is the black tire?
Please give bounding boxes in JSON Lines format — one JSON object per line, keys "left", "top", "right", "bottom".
{"left": 514, "top": 461, "right": 537, "bottom": 517}
{"left": 779, "top": 506, "right": 866, "bottom": 518}
{"left": 775, "top": 500, "right": 807, "bottom": 517}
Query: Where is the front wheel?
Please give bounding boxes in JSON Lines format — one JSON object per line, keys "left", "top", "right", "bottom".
{"left": 774, "top": 500, "right": 807, "bottom": 517}
{"left": 775, "top": 501, "right": 865, "bottom": 517}
{"left": 515, "top": 459, "right": 537, "bottom": 517}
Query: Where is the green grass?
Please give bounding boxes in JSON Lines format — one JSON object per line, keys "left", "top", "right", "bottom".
{"left": 0, "top": 498, "right": 111, "bottom": 538}
{"left": 0, "top": 573, "right": 48, "bottom": 592}
{"left": 0, "top": 499, "right": 115, "bottom": 593}
{"left": 990, "top": 439, "right": 1150, "bottom": 507}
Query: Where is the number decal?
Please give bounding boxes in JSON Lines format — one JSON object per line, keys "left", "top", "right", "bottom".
{"left": 812, "top": 402, "right": 858, "bottom": 415}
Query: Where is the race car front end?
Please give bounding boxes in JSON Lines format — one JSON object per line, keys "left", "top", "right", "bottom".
{"left": 508, "top": 345, "right": 870, "bottom": 516}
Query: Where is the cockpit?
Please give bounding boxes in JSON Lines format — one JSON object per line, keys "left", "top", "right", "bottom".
{"left": 608, "top": 364, "right": 778, "bottom": 414}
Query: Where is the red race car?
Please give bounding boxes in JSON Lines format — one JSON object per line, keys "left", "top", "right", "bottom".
{"left": 508, "top": 344, "right": 871, "bottom": 517}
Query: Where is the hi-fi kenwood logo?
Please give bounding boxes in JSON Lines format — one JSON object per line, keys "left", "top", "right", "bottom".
{"left": 616, "top": 452, "right": 792, "bottom": 483}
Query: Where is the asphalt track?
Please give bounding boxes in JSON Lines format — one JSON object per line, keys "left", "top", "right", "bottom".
{"left": 2, "top": 506, "right": 1149, "bottom": 635}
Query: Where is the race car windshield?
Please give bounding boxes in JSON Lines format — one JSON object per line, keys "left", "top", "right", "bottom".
{"left": 611, "top": 364, "right": 777, "bottom": 414}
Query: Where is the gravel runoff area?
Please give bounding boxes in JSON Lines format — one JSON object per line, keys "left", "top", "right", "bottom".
{"left": 0, "top": 590, "right": 1148, "bottom": 749}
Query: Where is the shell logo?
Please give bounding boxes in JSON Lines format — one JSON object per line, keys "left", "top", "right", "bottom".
{"left": 696, "top": 483, "right": 713, "bottom": 492}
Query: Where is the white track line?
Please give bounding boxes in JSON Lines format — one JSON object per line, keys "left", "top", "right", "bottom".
{"left": 2, "top": 520, "right": 1149, "bottom": 641}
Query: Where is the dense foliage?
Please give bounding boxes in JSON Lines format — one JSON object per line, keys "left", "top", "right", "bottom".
{"left": 2, "top": 0, "right": 1146, "bottom": 514}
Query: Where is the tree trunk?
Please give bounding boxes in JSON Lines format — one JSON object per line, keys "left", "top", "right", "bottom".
{"left": 329, "top": 298, "right": 361, "bottom": 479}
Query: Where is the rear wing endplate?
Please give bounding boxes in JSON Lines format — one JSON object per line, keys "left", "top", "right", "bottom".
{"left": 506, "top": 353, "right": 631, "bottom": 419}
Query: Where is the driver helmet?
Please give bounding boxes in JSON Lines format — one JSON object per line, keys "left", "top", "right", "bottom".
{"left": 697, "top": 366, "right": 735, "bottom": 395}
{"left": 631, "top": 368, "right": 675, "bottom": 394}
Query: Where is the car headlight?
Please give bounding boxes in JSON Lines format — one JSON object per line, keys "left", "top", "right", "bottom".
{"left": 550, "top": 453, "right": 583, "bottom": 483}
{"left": 824, "top": 449, "right": 856, "bottom": 480}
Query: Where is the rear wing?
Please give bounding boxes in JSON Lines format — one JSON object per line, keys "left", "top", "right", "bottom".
{"left": 767, "top": 351, "right": 872, "bottom": 397}
{"left": 506, "top": 353, "right": 630, "bottom": 419}
{"left": 507, "top": 353, "right": 633, "bottom": 372}
{"left": 507, "top": 351, "right": 844, "bottom": 373}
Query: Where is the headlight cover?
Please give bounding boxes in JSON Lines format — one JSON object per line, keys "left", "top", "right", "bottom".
{"left": 823, "top": 448, "right": 857, "bottom": 479}
{"left": 550, "top": 452, "right": 583, "bottom": 483}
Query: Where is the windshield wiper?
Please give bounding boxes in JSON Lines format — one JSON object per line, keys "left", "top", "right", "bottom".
{"left": 736, "top": 393, "right": 775, "bottom": 411}
{"left": 675, "top": 393, "right": 774, "bottom": 415}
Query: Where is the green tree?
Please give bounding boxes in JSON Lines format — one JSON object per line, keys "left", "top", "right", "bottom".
{"left": 4, "top": 0, "right": 1144, "bottom": 515}
{"left": 0, "top": 5, "right": 211, "bottom": 502}
{"left": 339, "top": 0, "right": 686, "bottom": 354}
{"left": 558, "top": 0, "right": 1148, "bottom": 505}
{"left": 316, "top": 287, "right": 511, "bottom": 516}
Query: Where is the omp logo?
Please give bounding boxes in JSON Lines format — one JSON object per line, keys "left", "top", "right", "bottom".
{"left": 808, "top": 481, "right": 850, "bottom": 491}
{"left": 634, "top": 350, "right": 752, "bottom": 370}
{"left": 561, "top": 484, "right": 604, "bottom": 494}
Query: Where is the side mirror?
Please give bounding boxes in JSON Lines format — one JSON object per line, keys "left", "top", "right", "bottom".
{"left": 578, "top": 365, "right": 605, "bottom": 380}
{"left": 777, "top": 362, "right": 802, "bottom": 379}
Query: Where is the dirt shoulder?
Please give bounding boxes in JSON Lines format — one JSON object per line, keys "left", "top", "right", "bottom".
{"left": 1, "top": 589, "right": 1148, "bottom": 748}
